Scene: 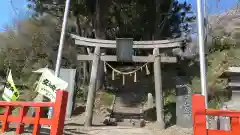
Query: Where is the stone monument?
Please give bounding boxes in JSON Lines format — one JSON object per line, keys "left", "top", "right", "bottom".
{"left": 175, "top": 76, "right": 192, "bottom": 128}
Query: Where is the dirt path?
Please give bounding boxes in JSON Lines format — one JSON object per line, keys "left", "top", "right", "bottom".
{"left": 66, "top": 125, "right": 193, "bottom": 135}
{"left": 1, "top": 126, "right": 192, "bottom": 135}
{"left": 63, "top": 114, "right": 193, "bottom": 135}
{"left": 0, "top": 111, "right": 193, "bottom": 135}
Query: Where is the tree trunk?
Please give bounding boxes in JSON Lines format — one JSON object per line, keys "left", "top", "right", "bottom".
{"left": 154, "top": 0, "right": 162, "bottom": 39}
{"left": 158, "top": 0, "right": 174, "bottom": 38}
{"left": 94, "top": 0, "right": 110, "bottom": 90}
{"left": 75, "top": 15, "right": 82, "bottom": 36}
{"left": 95, "top": 0, "right": 106, "bottom": 39}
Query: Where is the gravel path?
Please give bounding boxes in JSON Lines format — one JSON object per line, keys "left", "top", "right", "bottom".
{"left": 0, "top": 113, "right": 193, "bottom": 135}
{"left": 0, "top": 125, "right": 193, "bottom": 135}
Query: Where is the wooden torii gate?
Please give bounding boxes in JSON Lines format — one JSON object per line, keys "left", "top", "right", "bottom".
{"left": 71, "top": 34, "right": 182, "bottom": 128}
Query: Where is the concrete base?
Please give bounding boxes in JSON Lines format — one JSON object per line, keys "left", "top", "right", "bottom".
{"left": 154, "top": 121, "right": 165, "bottom": 130}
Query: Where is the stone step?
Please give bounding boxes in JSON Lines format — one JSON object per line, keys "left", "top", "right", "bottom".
{"left": 112, "top": 112, "right": 142, "bottom": 120}
{"left": 116, "top": 119, "right": 144, "bottom": 128}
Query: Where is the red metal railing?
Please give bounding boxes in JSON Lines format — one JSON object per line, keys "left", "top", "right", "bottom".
{"left": 0, "top": 90, "right": 68, "bottom": 135}
{"left": 192, "top": 94, "right": 240, "bottom": 135}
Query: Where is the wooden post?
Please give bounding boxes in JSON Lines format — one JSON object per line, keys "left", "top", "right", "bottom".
{"left": 231, "top": 117, "right": 240, "bottom": 134}
{"left": 1, "top": 106, "right": 12, "bottom": 133}
{"left": 16, "top": 107, "right": 28, "bottom": 134}
{"left": 51, "top": 90, "right": 68, "bottom": 135}
{"left": 153, "top": 48, "right": 165, "bottom": 129}
{"left": 32, "top": 107, "right": 42, "bottom": 135}
{"left": 84, "top": 46, "right": 101, "bottom": 127}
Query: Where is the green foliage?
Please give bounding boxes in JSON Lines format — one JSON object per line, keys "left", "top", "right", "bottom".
{"left": 190, "top": 36, "right": 240, "bottom": 108}
{"left": 0, "top": 16, "right": 77, "bottom": 95}
{"left": 27, "top": 0, "right": 195, "bottom": 40}
{"left": 1, "top": 20, "right": 55, "bottom": 87}
{"left": 24, "top": 0, "right": 196, "bottom": 103}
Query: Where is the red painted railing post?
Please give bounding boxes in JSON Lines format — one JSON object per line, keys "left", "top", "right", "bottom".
{"left": 16, "top": 107, "right": 28, "bottom": 134}
{"left": 1, "top": 106, "right": 12, "bottom": 133}
{"left": 32, "top": 107, "right": 42, "bottom": 135}
{"left": 192, "top": 94, "right": 207, "bottom": 135}
{"left": 231, "top": 117, "right": 240, "bottom": 135}
{"left": 50, "top": 90, "right": 68, "bottom": 135}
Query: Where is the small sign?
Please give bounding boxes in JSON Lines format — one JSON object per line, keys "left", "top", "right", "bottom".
{"left": 35, "top": 69, "right": 68, "bottom": 101}
{"left": 116, "top": 38, "right": 133, "bottom": 62}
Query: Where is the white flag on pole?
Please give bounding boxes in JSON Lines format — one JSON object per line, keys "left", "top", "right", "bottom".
{"left": 2, "top": 70, "right": 20, "bottom": 101}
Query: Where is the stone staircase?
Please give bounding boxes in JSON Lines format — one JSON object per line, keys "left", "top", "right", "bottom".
{"left": 111, "top": 95, "right": 144, "bottom": 127}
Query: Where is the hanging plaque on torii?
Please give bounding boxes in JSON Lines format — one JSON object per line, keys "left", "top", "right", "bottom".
{"left": 116, "top": 38, "right": 133, "bottom": 62}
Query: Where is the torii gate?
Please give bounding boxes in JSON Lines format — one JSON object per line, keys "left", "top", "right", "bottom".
{"left": 71, "top": 34, "right": 182, "bottom": 129}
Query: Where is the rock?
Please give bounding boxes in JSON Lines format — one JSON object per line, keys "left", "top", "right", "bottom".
{"left": 103, "top": 116, "right": 117, "bottom": 126}
{"left": 103, "top": 116, "right": 110, "bottom": 125}
{"left": 140, "top": 120, "right": 146, "bottom": 128}
{"left": 129, "top": 119, "right": 135, "bottom": 126}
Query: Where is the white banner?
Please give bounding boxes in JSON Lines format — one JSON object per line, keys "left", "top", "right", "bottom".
{"left": 2, "top": 87, "right": 14, "bottom": 101}
{"left": 35, "top": 69, "right": 68, "bottom": 101}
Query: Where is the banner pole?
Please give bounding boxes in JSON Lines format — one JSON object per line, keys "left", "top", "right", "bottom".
{"left": 196, "top": 0, "right": 209, "bottom": 128}
{"left": 48, "top": 0, "right": 71, "bottom": 119}
{"left": 3, "top": 69, "right": 9, "bottom": 90}
{"left": 196, "top": 0, "right": 208, "bottom": 108}
{"left": 1, "top": 69, "right": 9, "bottom": 101}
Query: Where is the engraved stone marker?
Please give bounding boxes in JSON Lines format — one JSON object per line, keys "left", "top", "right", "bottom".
{"left": 175, "top": 76, "right": 192, "bottom": 128}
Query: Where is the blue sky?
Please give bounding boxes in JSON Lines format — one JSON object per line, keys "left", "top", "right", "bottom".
{"left": 0, "top": 0, "right": 29, "bottom": 31}
{"left": 0, "top": 0, "right": 237, "bottom": 31}
{"left": 181, "top": 0, "right": 237, "bottom": 14}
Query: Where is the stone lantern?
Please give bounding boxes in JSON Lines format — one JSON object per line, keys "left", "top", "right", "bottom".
{"left": 220, "top": 67, "right": 240, "bottom": 109}
{"left": 218, "top": 67, "right": 240, "bottom": 130}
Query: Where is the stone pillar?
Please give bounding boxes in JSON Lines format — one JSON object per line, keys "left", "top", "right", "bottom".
{"left": 208, "top": 116, "right": 219, "bottom": 129}
{"left": 96, "top": 59, "right": 104, "bottom": 90}
{"left": 147, "top": 93, "right": 154, "bottom": 109}
{"left": 219, "top": 105, "right": 230, "bottom": 130}
{"left": 175, "top": 76, "right": 192, "bottom": 128}
{"left": 153, "top": 48, "right": 165, "bottom": 129}
{"left": 85, "top": 47, "right": 101, "bottom": 127}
